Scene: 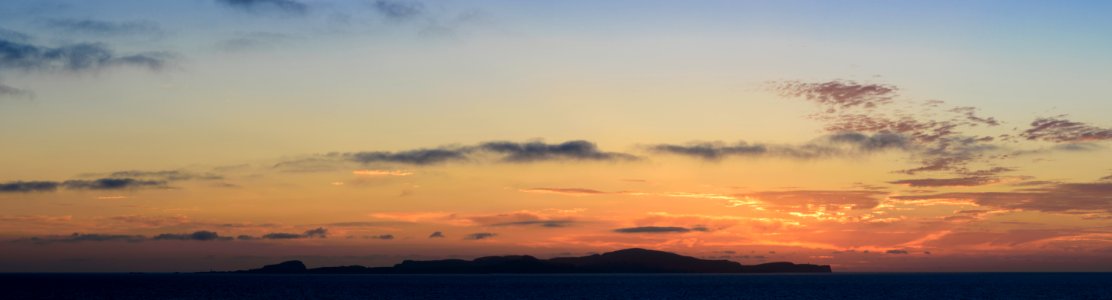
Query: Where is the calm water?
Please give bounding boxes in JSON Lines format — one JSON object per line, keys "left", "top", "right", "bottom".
{"left": 3, "top": 273, "right": 1111, "bottom": 299}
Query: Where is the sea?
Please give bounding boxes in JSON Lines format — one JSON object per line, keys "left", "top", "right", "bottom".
{"left": 3, "top": 273, "right": 1111, "bottom": 299}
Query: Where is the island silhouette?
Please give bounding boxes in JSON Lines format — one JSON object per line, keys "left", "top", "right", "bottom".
{"left": 224, "top": 248, "right": 832, "bottom": 274}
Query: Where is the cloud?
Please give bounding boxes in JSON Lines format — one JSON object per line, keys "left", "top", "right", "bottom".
{"left": 43, "top": 19, "right": 163, "bottom": 37}
{"left": 345, "top": 148, "right": 470, "bottom": 165}
{"left": 257, "top": 227, "right": 328, "bottom": 239}
{"left": 97, "top": 170, "right": 223, "bottom": 181}
{"left": 373, "top": 0, "right": 424, "bottom": 20}
{"left": 367, "top": 234, "right": 394, "bottom": 240}
{"left": 1021, "top": 116, "right": 1112, "bottom": 143}
{"left": 299, "top": 140, "right": 638, "bottom": 168}
{"left": 888, "top": 177, "right": 999, "bottom": 187}
{"left": 19, "top": 233, "right": 146, "bottom": 244}
{"left": 649, "top": 132, "right": 909, "bottom": 161}
{"left": 0, "top": 82, "right": 33, "bottom": 99}
{"left": 612, "top": 226, "right": 707, "bottom": 233}
{"left": 478, "top": 140, "right": 639, "bottom": 163}
{"left": 303, "top": 227, "right": 328, "bottom": 238}
{"left": 0, "top": 37, "right": 171, "bottom": 72}
{"left": 215, "top": 0, "right": 308, "bottom": 15}
{"left": 519, "top": 188, "right": 608, "bottom": 195}
{"left": 0, "top": 181, "right": 59, "bottom": 193}
{"left": 771, "top": 80, "right": 1002, "bottom": 175}
{"left": 886, "top": 250, "right": 910, "bottom": 254}
{"left": 152, "top": 231, "right": 231, "bottom": 241}
{"left": 463, "top": 232, "right": 496, "bottom": 240}
{"left": 770, "top": 80, "right": 898, "bottom": 110}
{"left": 428, "top": 231, "right": 444, "bottom": 238}
{"left": 740, "top": 190, "right": 887, "bottom": 210}
{"left": 490, "top": 220, "right": 575, "bottom": 228}
{"left": 892, "top": 182, "right": 1112, "bottom": 213}
{"left": 61, "top": 178, "right": 167, "bottom": 190}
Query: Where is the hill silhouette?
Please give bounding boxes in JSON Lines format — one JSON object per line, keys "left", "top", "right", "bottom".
{"left": 228, "top": 248, "right": 831, "bottom": 274}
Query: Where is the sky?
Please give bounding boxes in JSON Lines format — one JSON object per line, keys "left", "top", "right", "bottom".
{"left": 1, "top": 0, "right": 1111, "bottom": 272}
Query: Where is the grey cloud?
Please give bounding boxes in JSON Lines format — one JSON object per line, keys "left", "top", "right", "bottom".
{"left": 0, "top": 28, "right": 31, "bottom": 42}
{"left": 367, "top": 234, "right": 394, "bottom": 240}
{"left": 20, "top": 233, "right": 146, "bottom": 244}
{"left": 649, "top": 132, "right": 908, "bottom": 161}
{"left": 1021, "top": 117, "right": 1112, "bottom": 143}
{"left": 373, "top": 0, "right": 424, "bottom": 20}
{"left": 0, "top": 82, "right": 33, "bottom": 99}
{"left": 61, "top": 178, "right": 167, "bottom": 190}
{"left": 216, "top": 0, "right": 308, "bottom": 15}
{"left": 153, "top": 231, "right": 231, "bottom": 241}
{"left": 346, "top": 148, "right": 469, "bottom": 165}
{"left": 889, "top": 177, "right": 999, "bottom": 187}
{"left": 261, "top": 227, "right": 328, "bottom": 239}
{"left": 463, "top": 232, "right": 496, "bottom": 240}
{"left": 480, "top": 140, "right": 639, "bottom": 163}
{"left": 612, "top": 226, "right": 705, "bottom": 234}
{"left": 0, "top": 37, "right": 171, "bottom": 72}
{"left": 428, "top": 231, "right": 444, "bottom": 238}
{"left": 886, "top": 250, "right": 910, "bottom": 255}
{"left": 0, "top": 181, "right": 59, "bottom": 193}
{"left": 102, "top": 170, "right": 223, "bottom": 181}
{"left": 770, "top": 80, "right": 898, "bottom": 110}
{"left": 43, "top": 19, "right": 163, "bottom": 37}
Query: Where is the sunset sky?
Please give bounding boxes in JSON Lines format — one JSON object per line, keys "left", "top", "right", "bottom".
{"left": 2, "top": 0, "right": 1112, "bottom": 272}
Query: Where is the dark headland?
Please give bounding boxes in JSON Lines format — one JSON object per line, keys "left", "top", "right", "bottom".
{"left": 222, "top": 248, "right": 831, "bottom": 274}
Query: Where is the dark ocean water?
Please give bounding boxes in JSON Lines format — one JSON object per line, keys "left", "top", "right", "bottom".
{"left": 3, "top": 273, "right": 1111, "bottom": 299}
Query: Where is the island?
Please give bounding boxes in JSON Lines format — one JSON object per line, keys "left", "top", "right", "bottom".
{"left": 223, "top": 248, "right": 832, "bottom": 274}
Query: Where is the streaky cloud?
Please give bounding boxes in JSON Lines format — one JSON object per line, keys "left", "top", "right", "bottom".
{"left": 463, "top": 232, "right": 496, "bottom": 240}
{"left": 612, "top": 226, "right": 706, "bottom": 233}
{"left": 0, "top": 181, "right": 59, "bottom": 193}
{"left": 373, "top": 0, "right": 424, "bottom": 20}
{"left": 61, "top": 178, "right": 167, "bottom": 190}
{"left": 153, "top": 231, "right": 231, "bottom": 241}
{"left": 889, "top": 177, "right": 999, "bottom": 187}
{"left": 215, "top": 0, "right": 308, "bottom": 15}
{"left": 479, "top": 140, "right": 639, "bottom": 163}
{"left": 1021, "top": 116, "right": 1112, "bottom": 143}
{"left": 43, "top": 19, "right": 163, "bottom": 37}
{"left": 0, "top": 37, "right": 171, "bottom": 72}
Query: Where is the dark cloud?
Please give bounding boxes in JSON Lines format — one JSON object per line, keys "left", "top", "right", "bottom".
{"left": 236, "top": 235, "right": 257, "bottom": 240}
{"left": 893, "top": 182, "right": 1112, "bottom": 213}
{"left": 61, "top": 178, "right": 167, "bottom": 190}
{"left": 649, "top": 132, "right": 909, "bottom": 161}
{"left": 1021, "top": 116, "right": 1112, "bottom": 143}
{"left": 889, "top": 177, "right": 999, "bottom": 187}
{"left": 0, "top": 28, "right": 31, "bottom": 42}
{"left": 771, "top": 80, "right": 898, "bottom": 110}
{"left": 43, "top": 19, "right": 163, "bottom": 37}
{"left": 305, "top": 140, "right": 637, "bottom": 168}
{"left": 479, "top": 140, "right": 639, "bottom": 163}
{"left": 367, "top": 234, "right": 394, "bottom": 240}
{"left": 303, "top": 227, "right": 328, "bottom": 238}
{"left": 0, "top": 181, "right": 59, "bottom": 193}
{"left": 260, "top": 227, "right": 328, "bottom": 239}
{"left": 373, "top": 0, "right": 424, "bottom": 20}
{"left": 100, "top": 170, "right": 223, "bottom": 181}
{"left": 463, "top": 232, "right": 496, "bottom": 240}
{"left": 428, "top": 231, "right": 444, "bottom": 238}
{"left": 215, "top": 0, "right": 308, "bottom": 15}
{"left": 612, "top": 226, "right": 705, "bottom": 233}
{"left": 490, "top": 220, "right": 575, "bottom": 228}
{"left": 886, "top": 250, "right": 909, "bottom": 255}
{"left": 20, "top": 233, "right": 146, "bottom": 244}
{"left": 345, "top": 148, "right": 469, "bottom": 165}
{"left": 153, "top": 231, "right": 231, "bottom": 241}
{"left": 0, "top": 38, "right": 170, "bottom": 72}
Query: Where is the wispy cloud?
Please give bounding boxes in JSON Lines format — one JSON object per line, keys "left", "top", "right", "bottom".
{"left": 612, "top": 226, "right": 707, "bottom": 234}
{"left": 215, "top": 0, "right": 308, "bottom": 15}
{"left": 1021, "top": 116, "right": 1112, "bottom": 143}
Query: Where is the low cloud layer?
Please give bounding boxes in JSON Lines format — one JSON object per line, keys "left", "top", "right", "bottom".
{"left": 889, "top": 177, "right": 999, "bottom": 187}
{"left": 649, "top": 132, "right": 910, "bottom": 161}
{"left": 893, "top": 182, "right": 1112, "bottom": 214}
{"left": 463, "top": 232, "right": 496, "bottom": 240}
